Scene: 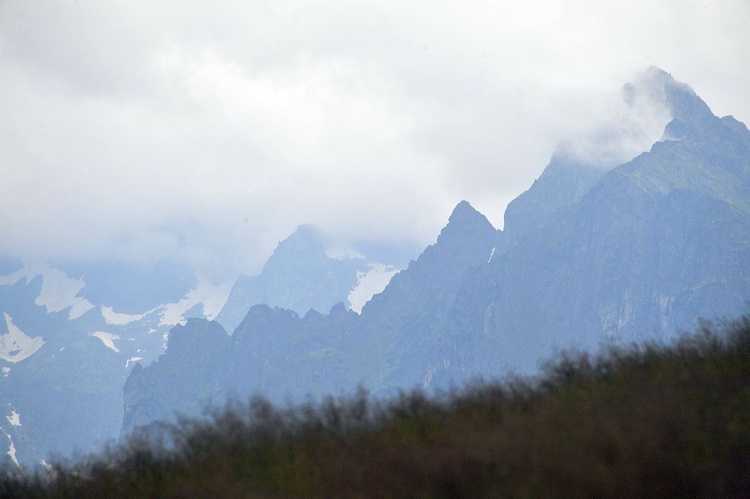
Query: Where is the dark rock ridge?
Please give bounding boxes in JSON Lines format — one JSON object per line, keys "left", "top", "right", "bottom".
{"left": 122, "top": 319, "right": 231, "bottom": 434}
{"left": 121, "top": 69, "right": 750, "bottom": 436}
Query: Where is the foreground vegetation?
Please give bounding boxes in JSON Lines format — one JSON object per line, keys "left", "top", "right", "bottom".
{"left": 4, "top": 317, "right": 750, "bottom": 497}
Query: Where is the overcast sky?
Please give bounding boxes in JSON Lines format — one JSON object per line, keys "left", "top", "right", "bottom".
{"left": 1, "top": 0, "right": 749, "bottom": 281}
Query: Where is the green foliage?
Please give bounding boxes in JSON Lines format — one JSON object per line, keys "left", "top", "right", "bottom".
{"left": 4, "top": 317, "right": 750, "bottom": 497}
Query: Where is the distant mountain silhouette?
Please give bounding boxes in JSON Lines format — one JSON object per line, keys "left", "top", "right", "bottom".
{"left": 121, "top": 68, "right": 750, "bottom": 437}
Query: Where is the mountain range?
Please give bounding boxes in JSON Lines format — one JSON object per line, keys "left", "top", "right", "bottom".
{"left": 2, "top": 67, "right": 748, "bottom": 469}
{"left": 0, "top": 231, "right": 398, "bottom": 469}
{"left": 120, "top": 68, "right": 750, "bottom": 437}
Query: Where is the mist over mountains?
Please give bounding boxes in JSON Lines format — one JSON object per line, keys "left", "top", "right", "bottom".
{"left": 1, "top": 68, "right": 749, "bottom": 469}
{"left": 0, "top": 224, "right": 397, "bottom": 469}
{"left": 120, "top": 67, "right": 750, "bottom": 434}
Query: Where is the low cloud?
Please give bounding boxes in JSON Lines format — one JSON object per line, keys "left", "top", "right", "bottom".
{"left": 0, "top": 0, "right": 748, "bottom": 280}
{"left": 552, "top": 67, "right": 675, "bottom": 169}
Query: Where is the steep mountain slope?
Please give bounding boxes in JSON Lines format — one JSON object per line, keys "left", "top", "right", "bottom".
{"left": 359, "top": 201, "right": 503, "bottom": 391}
{"left": 121, "top": 202, "right": 499, "bottom": 434}
{"left": 121, "top": 69, "right": 750, "bottom": 438}
{"left": 465, "top": 70, "right": 750, "bottom": 376}
{"left": 503, "top": 157, "right": 604, "bottom": 245}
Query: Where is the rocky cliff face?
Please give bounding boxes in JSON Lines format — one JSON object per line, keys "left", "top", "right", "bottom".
{"left": 122, "top": 319, "right": 231, "bottom": 436}
{"left": 121, "top": 201, "right": 498, "bottom": 434}
{"left": 121, "top": 69, "right": 750, "bottom": 437}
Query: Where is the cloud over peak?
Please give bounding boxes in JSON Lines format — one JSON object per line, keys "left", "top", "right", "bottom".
{"left": 1, "top": 1, "right": 748, "bottom": 279}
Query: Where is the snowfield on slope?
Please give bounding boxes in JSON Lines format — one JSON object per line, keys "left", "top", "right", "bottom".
{"left": 0, "top": 313, "right": 45, "bottom": 363}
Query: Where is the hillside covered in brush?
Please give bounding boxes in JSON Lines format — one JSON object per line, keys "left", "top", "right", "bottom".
{"left": 3, "top": 316, "right": 750, "bottom": 497}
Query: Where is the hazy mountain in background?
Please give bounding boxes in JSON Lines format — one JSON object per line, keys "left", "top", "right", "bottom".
{"left": 121, "top": 68, "right": 750, "bottom": 439}
{"left": 215, "top": 225, "right": 399, "bottom": 334}
{"left": 0, "top": 233, "right": 400, "bottom": 469}
{"left": 3, "top": 68, "right": 748, "bottom": 469}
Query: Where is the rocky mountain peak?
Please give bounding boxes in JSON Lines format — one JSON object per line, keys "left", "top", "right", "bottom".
{"left": 632, "top": 67, "right": 714, "bottom": 131}
{"left": 165, "top": 318, "right": 228, "bottom": 359}
{"left": 262, "top": 225, "right": 326, "bottom": 269}
{"left": 438, "top": 201, "right": 496, "bottom": 245}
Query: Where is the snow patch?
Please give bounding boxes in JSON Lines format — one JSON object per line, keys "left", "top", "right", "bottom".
{"left": 1, "top": 429, "right": 20, "bottom": 469}
{"left": 32, "top": 264, "right": 94, "bottom": 319}
{"left": 6, "top": 410, "right": 21, "bottom": 427}
{"left": 347, "top": 264, "right": 400, "bottom": 314}
{"left": 7, "top": 440, "right": 19, "bottom": 468}
{"left": 0, "top": 313, "right": 45, "bottom": 363}
{"left": 91, "top": 331, "right": 121, "bottom": 353}
{"left": 101, "top": 306, "right": 145, "bottom": 326}
{"left": 1, "top": 263, "right": 93, "bottom": 319}
{"left": 2, "top": 367, "right": 9, "bottom": 377}
{"left": 125, "top": 356, "right": 143, "bottom": 368}
{"left": 158, "top": 277, "right": 231, "bottom": 326}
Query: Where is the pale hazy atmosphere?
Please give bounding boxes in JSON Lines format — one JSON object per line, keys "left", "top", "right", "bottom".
{"left": 3, "top": 1, "right": 750, "bottom": 487}
{"left": 2, "top": 0, "right": 749, "bottom": 281}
